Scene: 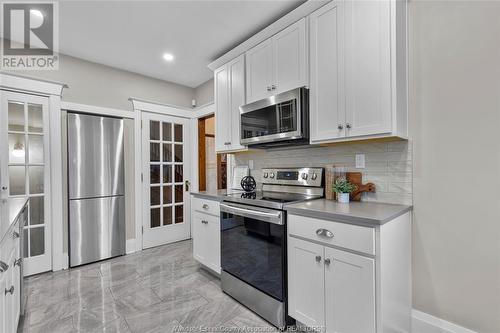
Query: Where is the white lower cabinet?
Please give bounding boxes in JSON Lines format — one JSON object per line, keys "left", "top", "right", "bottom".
{"left": 0, "top": 231, "right": 21, "bottom": 333}
{"left": 288, "top": 237, "right": 325, "bottom": 328}
{"left": 191, "top": 197, "right": 220, "bottom": 274}
{"left": 287, "top": 212, "right": 412, "bottom": 333}
{"left": 324, "top": 247, "right": 375, "bottom": 333}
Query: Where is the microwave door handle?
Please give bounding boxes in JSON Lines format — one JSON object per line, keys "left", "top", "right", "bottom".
{"left": 220, "top": 204, "right": 283, "bottom": 225}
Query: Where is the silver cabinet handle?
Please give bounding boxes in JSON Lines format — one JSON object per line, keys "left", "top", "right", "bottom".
{"left": 202, "top": 204, "right": 209, "bottom": 210}
{"left": 316, "top": 229, "right": 334, "bottom": 238}
{"left": 271, "top": 84, "right": 276, "bottom": 90}
{"left": 13, "top": 231, "right": 19, "bottom": 239}
{"left": 201, "top": 220, "right": 208, "bottom": 224}
{"left": 5, "top": 286, "right": 14, "bottom": 295}
{"left": 324, "top": 258, "right": 331, "bottom": 265}
{"left": 266, "top": 86, "right": 271, "bottom": 91}
{"left": 346, "top": 123, "right": 352, "bottom": 129}
{"left": 14, "top": 258, "right": 22, "bottom": 267}
{"left": 224, "top": 142, "right": 231, "bottom": 145}
{"left": 315, "top": 255, "right": 322, "bottom": 262}
{"left": 337, "top": 124, "right": 343, "bottom": 130}
{"left": 0, "top": 261, "right": 8, "bottom": 272}
{"left": 1, "top": 186, "right": 7, "bottom": 191}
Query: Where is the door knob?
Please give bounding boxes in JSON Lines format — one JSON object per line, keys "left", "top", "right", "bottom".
{"left": 14, "top": 258, "right": 22, "bottom": 267}
{"left": 5, "top": 286, "right": 14, "bottom": 295}
{"left": 0, "top": 261, "right": 8, "bottom": 272}
{"left": 13, "top": 231, "right": 19, "bottom": 239}
{"left": 185, "top": 180, "right": 190, "bottom": 192}
{"left": 1, "top": 186, "right": 7, "bottom": 191}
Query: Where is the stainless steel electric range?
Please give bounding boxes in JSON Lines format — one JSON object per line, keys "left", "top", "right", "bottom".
{"left": 220, "top": 167, "right": 324, "bottom": 328}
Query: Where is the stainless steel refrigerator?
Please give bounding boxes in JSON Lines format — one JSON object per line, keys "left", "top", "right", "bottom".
{"left": 67, "top": 113, "right": 125, "bottom": 267}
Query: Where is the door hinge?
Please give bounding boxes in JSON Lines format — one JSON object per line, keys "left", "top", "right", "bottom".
{"left": 142, "top": 226, "right": 144, "bottom": 234}
{"left": 141, "top": 119, "right": 143, "bottom": 129}
{"left": 141, "top": 173, "right": 143, "bottom": 182}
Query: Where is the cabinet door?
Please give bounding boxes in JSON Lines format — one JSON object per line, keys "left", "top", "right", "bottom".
{"left": 214, "top": 64, "right": 230, "bottom": 152}
{"left": 228, "top": 54, "right": 246, "bottom": 151}
{"left": 0, "top": 262, "right": 6, "bottom": 333}
{"left": 324, "top": 247, "right": 375, "bottom": 333}
{"left": 288, "top": 236, "right": 325, "bottom": 328}
{"left": 245, "top": 39, "right": 273, "bottom": 103}
{"left": 192, "top": 212, "right": 209, "bottom": 266}
{"left": 273, "top": 18, "right": 308, "bottom": 94}
{"left": 205, "top": 213, "right": 221, "bottom": 273}
{"left": 344, "top": 0, "right": 392, "bottom": 137}
{"left": 309, "top": 1, "right": 345, "bottom": 143}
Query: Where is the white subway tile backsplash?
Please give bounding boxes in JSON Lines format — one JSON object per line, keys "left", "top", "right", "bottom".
{"left": 233, "top": 140, "right": 413, "bottom": 205}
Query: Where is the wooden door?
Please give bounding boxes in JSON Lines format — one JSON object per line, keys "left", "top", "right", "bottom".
{"left": 245, "top": 39, "right": 274, "bottom": 103}
{"left": 344, "top": 0, "right": 392, "bottom": 137}
{"left": 142, "top": 112, "right": 191, "bottom": 249}
{"left": 288, "top": 236, "right": 325, "bottom": 328}
{"left": 309, "top": 1, "right": 345, "bottom": 143}
{"left": 324, "top": 247, "right": 376, "bottom": 333}
{"left": 273, "top": 18, "right": 308, "bottom": 94}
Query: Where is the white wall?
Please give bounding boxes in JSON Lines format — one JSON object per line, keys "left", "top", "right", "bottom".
{"left": 5, "top": 52, "right": 195, "bottom": 110}
{"left": 409, "top": 1, "right": 500, "bottom": 332}
{"left": 194, "top": 78, "right": 214, "bottom": 106}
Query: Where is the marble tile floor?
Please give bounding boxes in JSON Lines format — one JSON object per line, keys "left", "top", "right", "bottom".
{"left": 19, "top": 240, "right": 280, "bottom": 333}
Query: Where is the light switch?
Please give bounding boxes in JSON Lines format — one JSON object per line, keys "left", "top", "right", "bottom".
{"left": 355, "top": 154, "right": 365, "bottom": 169}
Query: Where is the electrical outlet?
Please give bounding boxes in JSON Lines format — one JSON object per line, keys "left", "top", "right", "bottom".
{"left": 355, "top": 154, "right": 365, "bottom": 169}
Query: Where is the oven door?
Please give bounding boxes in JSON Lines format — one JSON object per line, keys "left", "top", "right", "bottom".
{"left": 220, "top": 202, "right": 285, "bottom": 301}
{"left": 240, "top": 88, "right": 304, "bottom": 145}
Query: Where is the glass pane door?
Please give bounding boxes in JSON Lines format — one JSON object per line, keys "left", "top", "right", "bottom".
{"left": 1, "top": 92, "right": 51, "bottom": 276}
{"left": 142, "top": 112, "right": 191, "bottom": 249}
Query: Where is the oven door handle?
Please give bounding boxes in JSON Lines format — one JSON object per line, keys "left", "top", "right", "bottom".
{"left": 220, "top": 203, "right": 284, "bottom": 225}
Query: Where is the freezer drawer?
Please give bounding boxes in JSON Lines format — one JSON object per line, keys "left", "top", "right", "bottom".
{"left": 69, "top": 196, "right": 125, "bottom": 267}
{"left": 67, "top": 113, "right": 124, "bottom": 199}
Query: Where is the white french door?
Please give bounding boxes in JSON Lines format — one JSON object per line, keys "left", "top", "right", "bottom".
{"left": 0, "top": 91, "right": 51, "bottom": 276}
{"left": 141, "top": 112, "right": 191, "bottom": 249}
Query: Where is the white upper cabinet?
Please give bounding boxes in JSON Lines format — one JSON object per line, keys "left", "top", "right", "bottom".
{"left": 246, "top": 18, "right": 308, "bottom": 104}
{"left": 309, "top": 1, "right": 345, "bottom": 141}
{"left": 310, "top": 0, "right": 408, "bottom": 144}
{"left": 214, "top": 54, "right": 246, "bottom": 153}
{"left": 273, "top": 18, "right": 308, "bottom": 95}
{"left": 214, "top": 64, "right": 230, "bottom": 152}
{"left": 245, "top": 39, "right": 274, "bottom": 103}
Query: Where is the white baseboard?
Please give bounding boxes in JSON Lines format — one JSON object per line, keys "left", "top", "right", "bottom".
{"left": 412, "top": 310, "right": 477, "bottom": 333}
{"left": 126, "top": 239, "right": 136, "bottom": 254}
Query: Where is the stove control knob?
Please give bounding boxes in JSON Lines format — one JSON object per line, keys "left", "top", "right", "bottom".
{"left": 269, "top": 172, "right": 275, "bottom": 179}
{"left": 263, "top": 172, "right": 269, "bottom": 178}
{"left": 301, "top": 173, "right": 308, "bottom": 180}
{"left": 311, "top": 173, "right": 318, "bottom": 180}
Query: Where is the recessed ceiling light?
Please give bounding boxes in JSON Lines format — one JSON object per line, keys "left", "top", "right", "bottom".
{"left": 163, "top": 53, "right": 174, "bottom": 62}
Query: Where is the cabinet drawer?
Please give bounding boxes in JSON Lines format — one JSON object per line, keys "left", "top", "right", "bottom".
{"left": 192, "top": 197, "right": 220, "bottom": 216}
{"left": 288, "top": 214, "right": 375, "bottom": 255}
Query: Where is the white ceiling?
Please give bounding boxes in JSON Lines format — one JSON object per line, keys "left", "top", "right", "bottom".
{"left": 58, "top": 1, "right": 306, "bottom": 88}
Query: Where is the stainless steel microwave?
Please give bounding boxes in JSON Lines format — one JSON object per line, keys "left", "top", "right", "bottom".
{"left": 239, "top": 87, "right": 309, "bottom": 148}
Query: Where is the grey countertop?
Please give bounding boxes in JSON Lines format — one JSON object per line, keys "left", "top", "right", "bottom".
{"left": 284, "top": 199, "right": 412, "bottom": 227}
{"left": 191, "top": 189, "right": 244, "bottom": 201}
{"left": 0, "top": 197, "right": 28, "bottom": 245}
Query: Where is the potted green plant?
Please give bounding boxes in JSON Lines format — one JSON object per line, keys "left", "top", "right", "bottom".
{"left": 332, "top": 178, "right": 357, "bottom": 203}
